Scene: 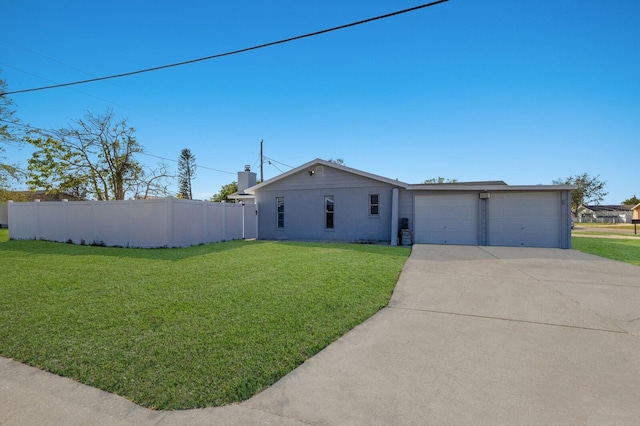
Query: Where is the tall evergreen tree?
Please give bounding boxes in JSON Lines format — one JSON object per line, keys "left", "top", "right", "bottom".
{"left": 177, "top": 148, "right": 197, "bottom": 199}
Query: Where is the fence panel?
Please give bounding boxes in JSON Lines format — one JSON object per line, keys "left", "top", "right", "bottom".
{"left": 7, "top": 201, "right": 38, "bottom": 240}
{"left": 7, "top": 198, "right": 256, "bottom": 248}
{"left": 67, "top": 202, "right": 97, "bottom": 244}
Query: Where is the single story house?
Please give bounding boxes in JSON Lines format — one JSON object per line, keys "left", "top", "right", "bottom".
{"left": 578, "top": 205, "right": 634, "bottom": 223}
{"left": 240, "top": 159, "right": 574, "bottom": 249}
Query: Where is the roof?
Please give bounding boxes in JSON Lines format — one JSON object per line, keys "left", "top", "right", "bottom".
{"left": 227, "top": 193, "right": 255, "bottom": 201}
{"left": 6, "top": 190, "right": 86, "bottom": 202}
{"left": 582, "top": 205, "right": 634, "bottom": 213}
{"left": 407, "top": 183, "right": 575, "bottom": 192}
{"left": 245, "top": 159, "right": 575, "bottom": 194}
{"left": 245, "top": 159, "right": 408, "bottom": 194}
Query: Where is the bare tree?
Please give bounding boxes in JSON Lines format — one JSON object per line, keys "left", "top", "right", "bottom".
{"left": 26, "top": 109, "right": 171, "bottom": 200}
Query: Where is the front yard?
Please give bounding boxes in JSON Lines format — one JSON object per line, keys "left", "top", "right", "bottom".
{"left": 0, "top": 235, "right": 409, "bottom": 409}
{"left": 571, "top": 236, "right": 640, "bottom": 266}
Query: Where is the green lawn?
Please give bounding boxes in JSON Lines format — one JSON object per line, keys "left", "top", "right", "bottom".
{"left": 572, "top": 237, "right": 640, "bottom": 266}
{"left": 0, "top": 237, "right": 409, "bottom": 409}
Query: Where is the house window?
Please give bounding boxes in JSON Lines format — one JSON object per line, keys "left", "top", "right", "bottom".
{"left": 325, "top": 195, "right": 334, "bottom": 229}
{"left": 369, "top": 194, "right": 379, "bottom": 216}
{"left": 276, "top": 197, "right": 284, "bottom": 229}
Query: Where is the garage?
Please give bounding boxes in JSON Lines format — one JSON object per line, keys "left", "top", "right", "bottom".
{"left": 414, "top": 193, "right": 479, "bottom": 245}
{"left": 410, "top": 185, "right": 573, "bottom": 249}
{"left": 487, "top": 192, "right": 561, "bottom": 248}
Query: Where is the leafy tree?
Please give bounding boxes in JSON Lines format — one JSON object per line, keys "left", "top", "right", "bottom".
{"left": 622, "top": 195, "right": 640, "bottom": 206}
{"left": 26, "top": 109, "right": 171, "bottom": 200}
{"left": 0, "top": 77, "right": 23, "bottom": 191}
{"left": 210, "top": 181, "right": 238, "bottom": 202}
{"left": 424, "top": 177, "right": 458, "bottom": 184}
{"left": 177, "top": 148, "right": 197, "bottom": 199}
{"left": 0, "top": 188, "right": 30, "bottom": 202}
{"left": 552, "top": 173, "right": 608, "bottom": 214}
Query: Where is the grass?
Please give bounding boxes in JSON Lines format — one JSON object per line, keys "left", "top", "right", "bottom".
{"left": 0, "top": 236, "right": 410, "bottom": 409}
{"left": 575, "top": 223, "right": 636, "bottom": 230}
{"left": 572, "top": 237, "right": 640, "bottom": 266}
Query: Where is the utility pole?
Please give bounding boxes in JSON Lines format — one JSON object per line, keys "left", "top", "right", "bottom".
{"left": 260, "top": 139, "right": 264, "bottom": 183}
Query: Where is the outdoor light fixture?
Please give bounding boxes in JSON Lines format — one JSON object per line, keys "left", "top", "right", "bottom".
{"left": 479, "top": 192, "right": 490, "bottom": 199}
{"left": 309, "top": 170, "right": 315, "bottom": 176}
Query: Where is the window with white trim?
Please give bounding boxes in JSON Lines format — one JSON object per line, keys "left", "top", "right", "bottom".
{"left": 325, "top": 195, "right": 334, "bottom": 229}
{"left": 276, "top": 197, "right": 284, "bottom": 229}
{"left": 369, "top": 194, "right": 379, "bottom": 216}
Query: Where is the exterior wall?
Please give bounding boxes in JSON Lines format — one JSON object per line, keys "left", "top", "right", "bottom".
{"left": 8, "top": 198, "right": 257, "bottom": 248}
{"left": 397, "top": 188, "right": 414, "bottom": 229}
{"left": 255, "top": 167, "right": 401, "bottom": 242}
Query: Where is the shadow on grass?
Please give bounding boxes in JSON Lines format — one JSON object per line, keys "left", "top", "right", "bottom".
{"left": 0, "top": 238, "right": 271, "bottom": 261}
{"left": 0, "top": 237, "right": 410, "bottom": 261}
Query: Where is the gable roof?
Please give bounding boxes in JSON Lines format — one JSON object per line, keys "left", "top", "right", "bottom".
{"left": 245, "top": 158, "right": 575, "bottom": 194}
{"left": 245, "top": 158, "right": 407, "bottom": 194}
{"left": 582, "top": 204, "right": 634, "bottom": 213}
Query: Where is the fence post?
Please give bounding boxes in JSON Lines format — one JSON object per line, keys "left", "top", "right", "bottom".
{"left": 62, "top": 199, "right": 69, "bottom": 243}
{"left": 222, "top": 201, "right": 227, "bottom": 241}
{"left": 167, "top": 197, "right": 175, "bottom": 248}
{"left": 34, "top": 199, "right": 41, "bottom": 240}
{"left": 203, "top": 201, "right": 210, "bottom": 244}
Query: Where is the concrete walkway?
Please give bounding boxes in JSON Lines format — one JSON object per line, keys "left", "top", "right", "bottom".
{"left": 2, "top": 245, "right": 640, "bottom": 425}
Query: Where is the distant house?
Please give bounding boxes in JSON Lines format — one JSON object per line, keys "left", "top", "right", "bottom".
{"left": 578, "top": 205, "right": 633, "bottom": 223}
{"left": 5, "top": 190, "right": 86, "bottom": 202}
{"left": 244, "top": 159, "right": 574, "bottom": 249}
{"left": 1, "top": 190, "right": 85, "bottom": 228}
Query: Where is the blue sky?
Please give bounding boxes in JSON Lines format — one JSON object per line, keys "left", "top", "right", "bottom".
{"left": 2, "top": 0, "right": 638, "bottom": 203}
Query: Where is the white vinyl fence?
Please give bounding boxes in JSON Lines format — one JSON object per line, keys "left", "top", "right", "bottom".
{"left": 7, "top": 198, "right": 258, "bottom": 248}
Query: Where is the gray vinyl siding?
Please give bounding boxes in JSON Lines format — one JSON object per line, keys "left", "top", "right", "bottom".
{"left": 397, "top": 189, "right": 413, "bottom": 229}
{"left": 256, "top": 167, "right": 401, "bottom": 242}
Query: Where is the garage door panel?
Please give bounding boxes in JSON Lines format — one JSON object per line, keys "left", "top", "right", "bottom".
{"left": 488, "top": 193, "right": 560, "bottom": 248}
{"left": 415, "top": 194, "right": 478, "bottom": 245}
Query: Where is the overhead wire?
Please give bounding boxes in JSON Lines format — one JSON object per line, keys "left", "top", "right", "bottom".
{"left": 4, "top": 0, "right": 450, "bottom": 95}
{"left": 0, "top": 119, "right": 237, "bottom": 176}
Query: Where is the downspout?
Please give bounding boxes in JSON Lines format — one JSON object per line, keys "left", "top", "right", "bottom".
{"left": 390, "top": 188, "right": 399, "bottom": 246}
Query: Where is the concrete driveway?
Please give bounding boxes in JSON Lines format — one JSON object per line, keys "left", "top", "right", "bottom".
{"left": 2, "top": 245, "right": 640, "bottom": 425}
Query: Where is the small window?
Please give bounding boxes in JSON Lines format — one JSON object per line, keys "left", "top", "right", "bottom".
{"left": 369, "top": 194, "right": 379, "bottom": 216}
{"left": 276, "top": 197, "right": 284, "bottom": 229}
{"left": 325, "top": 195, "right": 334, "bottom": 229}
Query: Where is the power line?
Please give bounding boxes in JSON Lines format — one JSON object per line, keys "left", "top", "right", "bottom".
{"left": 139, "top": 152, "right": 235, "bottom": 175}
{"left": 0, "top": 119, "right": 237, "bottom": 176}
{"left": 1, "top": 39, "right": 200, "bottom": 131}
{"left": 4, "top": 0, "right": 450, "bottom": 95}
{"left": 262, "top": 155, "right": 294, "bottom": 170}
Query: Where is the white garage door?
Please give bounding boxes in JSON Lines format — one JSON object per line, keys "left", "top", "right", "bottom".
{"left": 488, "top": 192, "right": 560, "bottom": 248}
{"left": 414, "top": 194, "right": 478, "bottom": 245}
